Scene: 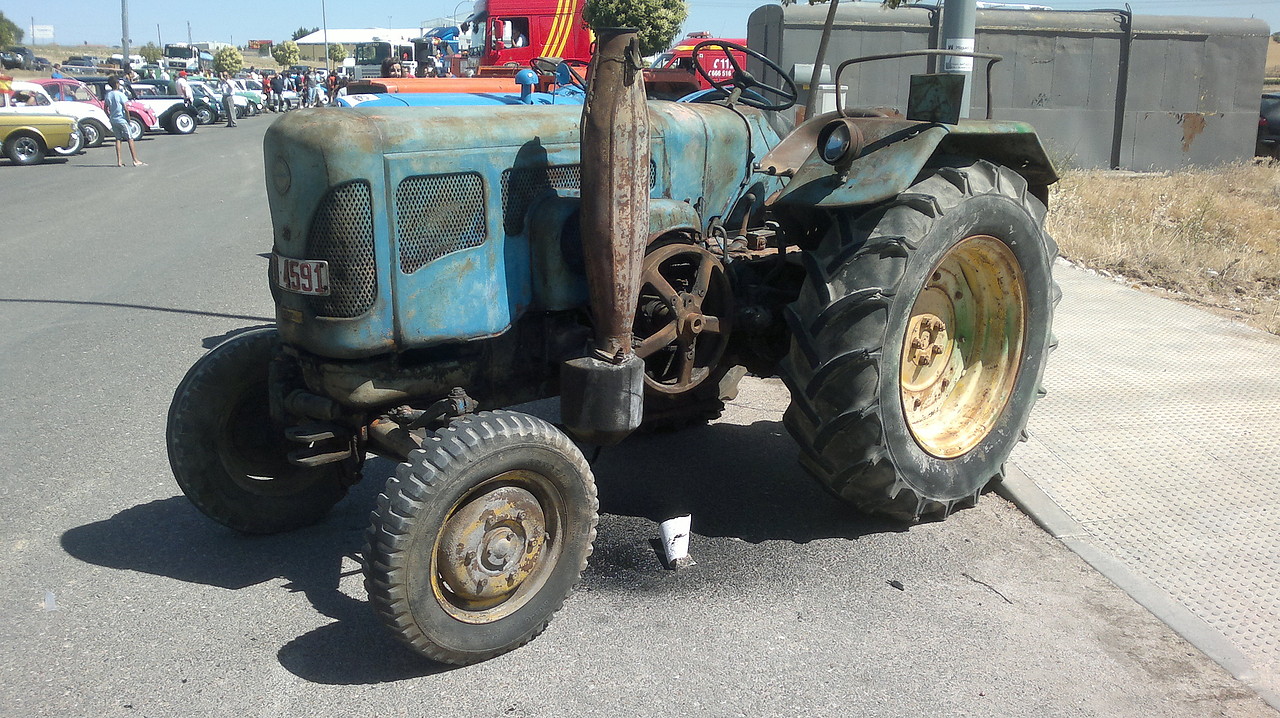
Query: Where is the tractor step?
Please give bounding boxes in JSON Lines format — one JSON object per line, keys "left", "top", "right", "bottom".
{"left": 288, "top": 444, "right": 354, "bottom": 467}
{"left": 285, "top": 422, "right": 343, "bottom": 443}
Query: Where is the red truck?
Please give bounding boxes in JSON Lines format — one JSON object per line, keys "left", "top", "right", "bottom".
{"left": 457, "top": 0, "right": 592, "bottom": 74}
{"left": 652, "top": 32, "right": 748, "bottom": 91}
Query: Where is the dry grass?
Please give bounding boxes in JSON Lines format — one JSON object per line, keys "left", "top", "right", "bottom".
{"left": 1046, "top": 161, "right": 1280, "bottom": 334}
{"left": 1269, "top": 39, "right": 1280, "bottom": 84}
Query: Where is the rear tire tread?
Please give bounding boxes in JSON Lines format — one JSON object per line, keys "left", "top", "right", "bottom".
{"left": 780, "top": 159, "right": 1059, "bottom": 520}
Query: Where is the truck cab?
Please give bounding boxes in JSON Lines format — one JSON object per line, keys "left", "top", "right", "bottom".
{"left": 652, "top": 33, "right": 748, "bottom": 91}
{"left": 459, "top": 0, "right": 592, "bottom": 74}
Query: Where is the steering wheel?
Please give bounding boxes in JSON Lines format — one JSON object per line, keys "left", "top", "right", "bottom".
{"left": 530, "top": 57, "right": 586, "bottom": 88}
{"left": 692, "top": 40, "right": 797, "bottom": 111}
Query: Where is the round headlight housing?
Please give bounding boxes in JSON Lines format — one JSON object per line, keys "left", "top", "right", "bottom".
{"left": 816, "top": 120, "right": 863, "bottom": 166}
{"left": 819, "top": 122, "right": 851, "bottom": 164}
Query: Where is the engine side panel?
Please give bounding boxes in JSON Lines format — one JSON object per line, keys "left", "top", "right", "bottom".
{"left": 265, "top": 103, "right": 782, "bottom": 359}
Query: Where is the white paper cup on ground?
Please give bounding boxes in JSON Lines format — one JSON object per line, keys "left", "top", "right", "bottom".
{"left": 659, "top": 515, "right": 694, "bottom": 569}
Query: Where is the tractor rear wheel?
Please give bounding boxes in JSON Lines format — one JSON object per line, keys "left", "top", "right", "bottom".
{"left": 364, "top": 411, "right": 598, "bottom": 665}
{"left": 166, "top": 328, "right": 350, "bottom": 533}
{"left": 780, "top": 160, "right": 1059, "bottom": 520}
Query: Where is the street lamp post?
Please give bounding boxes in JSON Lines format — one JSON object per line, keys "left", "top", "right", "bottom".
{"left": 322, "top": 0, "right": 331, "bottom": 71}
{"left": 121, "top": 0, "right": 130, "bottom": 71}
{"left": 453, "top": 0, "right": 470, "bottom": 26}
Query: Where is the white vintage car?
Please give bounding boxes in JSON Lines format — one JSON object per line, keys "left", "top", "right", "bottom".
{"left": 2, "top": 81, "right": 112, "bottom": 149}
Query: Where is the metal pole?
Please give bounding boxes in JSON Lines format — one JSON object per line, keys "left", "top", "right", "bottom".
{"left": 187, "top": 21, "right": 192, "bottom": 45}
{"left": 939, "top": 0, "right": 976, "bottom": 118}
{"left": 322, "top": 0, "right": 331, "bottom": 71}
{"left": 157, "top": 24, "right": 162, "bottom": 48}
{"left": 121, "top": 0, "right": 130, "bottom": 71}
{"left": 804, "top": 0, "right": 841, "bottom": 119}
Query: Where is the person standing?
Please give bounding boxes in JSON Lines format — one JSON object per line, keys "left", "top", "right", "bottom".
{"left": 105, "top": 76, "right": 144, "bottom": 167}
{"left": 263, "top": 73, "right": 275, "bottom": 111}
{"left": 219, "top": 73, "right": 237, "bottom": 127}
{"left": 175, "top": 70, "right": 193, "bottom": 109}
{"left": 270, "top": 72, "right": 285, "bottom": 111}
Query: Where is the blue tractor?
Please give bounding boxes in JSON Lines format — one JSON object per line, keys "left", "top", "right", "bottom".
{"left": 167, "top": 36, "right": 1059, "bottom": 664}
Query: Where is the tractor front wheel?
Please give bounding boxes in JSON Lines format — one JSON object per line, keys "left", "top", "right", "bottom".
{"left": 781, "top": 160, "right": 1059, "bottom": 520}
{"left": 166, "top": 328, "right": 350, "bottom": 533}
{"left": 364, "top": 411, "right": 598, "bottom": 665}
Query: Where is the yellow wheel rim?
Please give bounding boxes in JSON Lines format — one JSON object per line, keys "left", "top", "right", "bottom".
{"left": 430, "top": 471, "right": 561, "bottom": 624}
{"left": 900, "top": 235, "right": 1026, "bottom": 458}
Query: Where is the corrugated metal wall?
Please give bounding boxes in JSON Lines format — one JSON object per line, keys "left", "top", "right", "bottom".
{"left": 747, "top": 3, "right": 1270, "bottom": 170}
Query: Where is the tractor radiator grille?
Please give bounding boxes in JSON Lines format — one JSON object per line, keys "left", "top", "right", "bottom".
{"left": 396, "top": 173, "right": 487, "bottom": 274}
{"left": 501, "top": 165, "right": 581, "bottom": 235}
{"left": 305, "top": 181, "right": 376, "bottom": 318}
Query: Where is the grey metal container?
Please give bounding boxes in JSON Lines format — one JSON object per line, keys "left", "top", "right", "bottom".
{"left": 749, "top": 3, "right": 1270, "bottom": 170}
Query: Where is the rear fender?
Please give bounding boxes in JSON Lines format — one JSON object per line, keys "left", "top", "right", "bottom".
{"left": 763, "top": 113, "right": 1058, "bottom": 208}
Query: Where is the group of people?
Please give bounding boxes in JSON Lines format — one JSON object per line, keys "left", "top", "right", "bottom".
{"left": 260, "top": 69, "right": 346, "bottom": 111}
{"left": 379, "top": 37, "right": 458, "bottom": 79}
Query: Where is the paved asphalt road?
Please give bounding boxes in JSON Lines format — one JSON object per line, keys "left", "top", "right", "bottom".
{"left": 0, "top": 116, "right": 1273, "bottom": 717}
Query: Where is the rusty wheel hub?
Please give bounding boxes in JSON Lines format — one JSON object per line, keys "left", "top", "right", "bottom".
{"left": 632, "top": 243, "right": 730, "bottom": 395}
{"left": 900, "top": 235, "right": 1027, "bottom": 459}
{"left": 432, "top": 473, "right": 558, "bottom": 623}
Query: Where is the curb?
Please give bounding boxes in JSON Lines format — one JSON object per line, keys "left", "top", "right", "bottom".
{"left": 998, "top": 463, "right": 1280, "bottom": 712}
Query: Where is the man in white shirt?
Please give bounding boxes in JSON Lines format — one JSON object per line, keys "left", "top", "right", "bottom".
{"left": 175, "top": 71, "right": 193, "bottom": 108}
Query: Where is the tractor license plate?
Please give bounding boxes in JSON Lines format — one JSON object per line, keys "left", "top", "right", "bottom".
{"left": 276, "top": 256, "right": 331, "bottom": 296}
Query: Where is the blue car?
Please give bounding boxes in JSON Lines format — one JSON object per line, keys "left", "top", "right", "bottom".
{"left": 336, "top": 66, "right": 585, "bottom": 109}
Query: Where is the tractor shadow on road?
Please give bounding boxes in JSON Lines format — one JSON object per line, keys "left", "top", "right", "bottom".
{"left": 581, "top": 417, "right": 910, "bottom": 593}
{"left": 58, "top": 416, "right": 911, "bottom": 685}
{"left": 591, "top": 417, "right": 904, "bottom": 543}
{"left": 58, "top": 465, "right": 457, "bottom": 685}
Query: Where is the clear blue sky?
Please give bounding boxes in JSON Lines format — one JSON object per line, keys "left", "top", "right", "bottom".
{"left": 3, "top": 0, "right": 1276, "bottom": 48}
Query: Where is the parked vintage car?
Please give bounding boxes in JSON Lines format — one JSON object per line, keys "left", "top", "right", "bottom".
{"left": 129, "top": 79, "right": 225, "bottom": 125}
{"left": 79, "top": 78, "right": 199, "bottom": 134}
{"left": 179, "top": 79, "right": 257, "bottom": 119}
{"left": 33, "top": 77, "right": 156, "bottom": 141}
{"left": 227, "top": 78, "right": 266, "bottom": 112}
{"left": 0, "top": 81, "right": 101, "bottom": 151}
{"left": 3, "top": 81, "right": 113, "bottom": 148}
{"left": 0, "top": 112, "right": 78, "bottom": 165}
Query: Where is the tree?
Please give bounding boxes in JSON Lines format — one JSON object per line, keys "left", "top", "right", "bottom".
{"left": 292, "top": 26, "right": 319, "bottom": 41}
{"left": 139, "top": 42, "right": 163, "bottom": 64}
{"left": 582, "top": 0, "right": 686, "bottom": 56}
{"left": 0, "top": 11, "right": 23, "bottom": 47}
{"left": 328, "top": 42, "right": 348, "bottom": 64}
{"left": 272, "top": 40, "right": 301, "bottom": 68}
{"left": 1272, "top": 31, "right": 1280, "bottom": 43}
{"left": 214, "top": 45, "right": 244, "bottom": 75}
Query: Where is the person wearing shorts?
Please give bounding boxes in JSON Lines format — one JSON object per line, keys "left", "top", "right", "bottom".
{"left": 105, "top": 76, "right": 144, "bottom": 167}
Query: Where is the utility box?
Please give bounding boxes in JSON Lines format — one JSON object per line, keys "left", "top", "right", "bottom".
{"left": 748, "top": 3, "right": 1270, "bottom": 170}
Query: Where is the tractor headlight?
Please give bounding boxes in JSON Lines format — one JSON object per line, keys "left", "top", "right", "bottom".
{"left": 817, "top": 120, "right": 863, "bottom": 166}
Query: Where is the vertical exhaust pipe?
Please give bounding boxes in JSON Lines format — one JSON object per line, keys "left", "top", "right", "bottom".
{"left": 561, "top": 27, "right": 651, "bottom": 445}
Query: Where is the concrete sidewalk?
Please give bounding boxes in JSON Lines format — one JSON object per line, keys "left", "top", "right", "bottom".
{"left": 1005, "top": 259, "right": 1280, "bottom": 709}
